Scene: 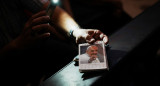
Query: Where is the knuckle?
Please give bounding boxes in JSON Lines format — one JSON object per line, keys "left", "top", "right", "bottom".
{"left": 96, "top": 30, "right": 101, "bottom": 33}
{"left": 85, "top": 34, "right": 90, "bottom": 40}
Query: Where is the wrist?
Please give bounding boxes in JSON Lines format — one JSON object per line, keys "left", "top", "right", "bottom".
{"left": 68, "top": 29, "right": 76, "bottom": 43}
{"left": 68, "top": 26, "right": 81, "bottom": 38}
{"left": 69, "top": 29, "right": 74, "bottom": 38}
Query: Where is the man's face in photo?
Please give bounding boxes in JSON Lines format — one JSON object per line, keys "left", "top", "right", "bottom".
{"left": 87, "top": 45, "right": 98, "bottom": 60}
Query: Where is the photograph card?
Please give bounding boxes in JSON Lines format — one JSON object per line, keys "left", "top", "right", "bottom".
{"left": 79, "top": 41, "right": 109, "bottom": 72}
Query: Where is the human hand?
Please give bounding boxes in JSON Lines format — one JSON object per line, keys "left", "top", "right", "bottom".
{"left": 90, "top": 55, "right": 98, "bottom": 60}
{"left": 88, "top": 55, "right": 98, "bottom": 63}
{"left": 73, "top": 29, "right": 109, "bottom": 45}
{"left": 13, "top": 10, "right": 64, "bottom": 50}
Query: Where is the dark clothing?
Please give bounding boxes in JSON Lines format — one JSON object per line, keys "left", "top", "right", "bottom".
{"left": 0, "top": 0, "right": 77, "bottom": 85}
{"left": 70, "top": 0, "right": 132, "bottom": 36}
{"left": 0, "top": 0, "right": 42, "bottom": 48}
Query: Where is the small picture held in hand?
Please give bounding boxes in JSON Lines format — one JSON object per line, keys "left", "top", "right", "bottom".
{"left": 79, "top": 41, "right": 109, "bottom": 72}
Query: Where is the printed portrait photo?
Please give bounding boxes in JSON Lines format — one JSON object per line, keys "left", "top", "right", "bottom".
{"left": 79, "top": 42, "right": 105, "bottom": 64}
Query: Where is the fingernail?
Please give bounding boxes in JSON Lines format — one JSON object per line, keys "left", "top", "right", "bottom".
{"left": 89, "top": 38, "right": 95, "bottom": 44}
{"left": 100, "top": 34, "right": 103, "bottom": 39}
{"left": 90, "top": 38, "right": 95, "bottom": 41}
{"left": 47, "top": 32, "right": 50, "bottom": 36}
{"left": 103, "top": 37, "right": 107, "bottom": 43}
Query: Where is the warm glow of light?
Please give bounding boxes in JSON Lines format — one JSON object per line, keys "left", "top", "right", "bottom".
{"left": 52, "top": 0, "right": 59, "bottom": 3}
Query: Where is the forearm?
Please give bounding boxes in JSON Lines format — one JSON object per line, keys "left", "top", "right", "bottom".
{"left": 47, "top": 1, "right": 109, "bottom": 44}
{"left": 51, "top": 6, "right": 80, "bottom": 37}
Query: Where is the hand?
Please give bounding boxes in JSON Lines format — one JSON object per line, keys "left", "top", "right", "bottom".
{"left": 73, "top": 29, "right": 109, "bottom": 44}
{"left": 13, "top": 10, "right": 64, "bottom": 50}
{"left": 88, "top": 56, "right": 97, "bottom": 63}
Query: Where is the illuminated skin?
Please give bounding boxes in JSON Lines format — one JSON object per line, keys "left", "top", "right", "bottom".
{"left": 0, "top": 0, "right": 107, "bottom": 86}
{"left": 49, "top": 5, "right": 109, "bottom": 45}
{"left": 86, "top": 45, "right": 99, "bottom": 63}
{"left": 0, "top": 0, "right": 109, "bottom": 56}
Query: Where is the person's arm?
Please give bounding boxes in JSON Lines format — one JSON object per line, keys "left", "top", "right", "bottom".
{"left": 51, "top": 6, "right": 79, "bottom": 35}
{"left": 40, "top": 0, "right": 108, "bottom": 44}
{"left": 50, "top": 6, "right": 109, "bottom": 44}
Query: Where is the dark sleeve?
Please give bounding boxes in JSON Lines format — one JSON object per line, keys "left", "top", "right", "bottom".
{"left": 19, "top": 0, "right": 49, "bottom": 13}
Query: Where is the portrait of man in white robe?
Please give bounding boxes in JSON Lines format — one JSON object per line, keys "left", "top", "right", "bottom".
{"left": 80, "top": 45, "right": 103, "bottom": 64}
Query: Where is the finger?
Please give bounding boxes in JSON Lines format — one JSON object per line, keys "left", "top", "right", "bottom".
{"left": 86, "top": 38, "right": 95, "bottom": 44}
{"left": 87, "top": 29, "right": 96, "bottom": 38}
{"left": 32, "top": 24, "right": 66, "bottom": 40}
{"left": 29, "top": 10, "right": 47, "bottom": 22}
{"left": 99, "top": 33, "right": 104, "bottom": 39}
{"left": 94, "top": 30, "right": 101, "bottom": 40}
{"left": 93, "top": 30, "right": 109, "bottom": 44}
{"left": 24, "top": 11, "right": 47, "bottom": 29}
{"left": 85, "top": 30, "right": 97, "bottom": 44}
{"left": 85, "top": 34, "right": 96, "bottom": 44}
{"left": 85, "top": 34, "right": 91, "bottom": 40}
{"left": 32, "top": 24, "right": 50, "bottom": 32}
{"left": 31, "top": 16, "right": 50, "bottom": 26}
{"left": 76, "top": 35, "right": 88, "bottom": 44}
{"left": 87, "top": 29, "right": 94, "bottom": 35}
{"left": 85, "top": 30, "right": 95, "bottom": 40}
{"left": 36, "top": 32, "right": 50, "bottom": 39}
{"left": 102, "top": 35, "right": 109, "bottom": 44}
